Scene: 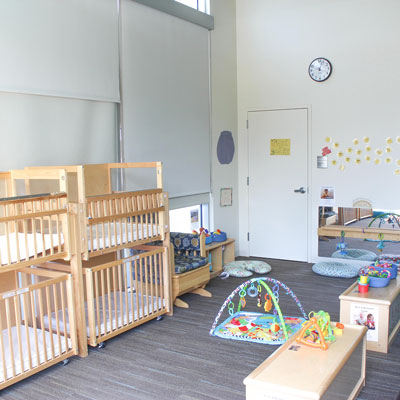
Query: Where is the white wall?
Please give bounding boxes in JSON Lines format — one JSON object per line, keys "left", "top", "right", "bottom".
{"left": 236, "top": 0, "right": 400, "bottom": 259}
{"left": 210, "top": 0, "right": 238, "bottom": 245}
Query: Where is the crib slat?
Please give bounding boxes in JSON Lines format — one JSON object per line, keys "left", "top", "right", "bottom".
{"left": 14, "top": 292, "right": 25, "bottom": 375}
{"left": 21, "top": 290, "right": 32, "bottom": 371}
{"left": 134, "top": 259, "right": 140, "bottom": 322}
{"left": 129, "top": 259, "right": 135, "bottom": 323}
{"left": 52, "top": 284, "right": 62, "bottom": 359}
{"left": 45, "top": 286, "right": 55, "bottom": 359}
{"left": 140, "top": 257, "right": 145, "bottom": 319}
{"left": 85, "top": 270, "right": 96, "bottom": 344}
{"left": 107, "top": 200, "right": 112, "bottom": 250}
{"left": 37, "top": 287, "right": 48, "bottom": 363}
{"left": 0, "top": 308, "right": 7, "bottom": 382}
{"left": 155, "top": 252, "right": 160, "bottom": 311}
{"left": 60, "top": 281, "right": 69, "bottom": 354}
{"left": 30, "top": 290, "right": 40, "bottom": 371}
{"left": 94, "top": 271, "right": 101, "bottom": 340}
{"left": 106, "top": 267, "right": 113, "bottom": 332}
{"left": 22, "top": 203, "right": 29, "bottom": 264}
{"left": 117, "top": 263, "right": 124, "bottom": 325}
{"left": 144, "top": 255, "right": 149, "bottom": 315}
{"left": 112, "top": 266, "right": 118, "bottom": 328}
{"left": 5, "top": 298, "right": 16, "bottom": 377}
{"left": 101, "top": 200, "right": 106, "bottom": 251}
{"left": 149, "top": 254, "right": 154, "bottom": 314}
{"left": 123, "top": 261, "right": 129, "bottom": 326}
{"left": 100, "top": 269, "right": 107, "bottom": 337}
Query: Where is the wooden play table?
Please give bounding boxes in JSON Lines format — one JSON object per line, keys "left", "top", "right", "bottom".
{"left": 340, "top": 277, "right": 400, "bottom": 353}
{"left": 244, "top": 323, "right": 367, "bottom": 400}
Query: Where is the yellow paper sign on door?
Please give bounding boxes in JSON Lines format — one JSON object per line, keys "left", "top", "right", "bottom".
{"left": 270, "top": 139, "right": 291, "bottom": 155}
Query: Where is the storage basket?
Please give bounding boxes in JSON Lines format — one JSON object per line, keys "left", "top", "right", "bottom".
{"left": 369, "top": 275, "right": 391, "bottom": 288}
{"left": 212, "top": 231, "right": 227, "bottom": 242}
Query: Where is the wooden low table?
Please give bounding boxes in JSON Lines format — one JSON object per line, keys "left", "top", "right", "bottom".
{"left": 340, "top": 277, "right": 400, "bottom": 353}
{"left": 244, "top": 323, "right": 367, "bottom": 400}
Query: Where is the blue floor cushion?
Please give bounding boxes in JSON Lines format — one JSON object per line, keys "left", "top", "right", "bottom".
{"left": 312, "top": 261, "right": 361, "bottom": 278}
{"left": 331, "top": 248, "right": 377, "bottom": 262}
{"left": 224, "top": 260, "right": 271, "bottom": 277}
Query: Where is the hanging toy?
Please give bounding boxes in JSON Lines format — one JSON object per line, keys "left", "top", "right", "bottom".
{"left": 239, "top": 289, "right": 247, "bottom": 309}
{"left": 377, "top": 233, "right": 385, "bottom": 252}
{"left": 336, "top": 230, "right": 348, "bottom": 255}
{"left": 264, "top": 293, "right": 272, "bottom": 312}
{"left": 257, "top": 293, "right": 262, "bottom": 308}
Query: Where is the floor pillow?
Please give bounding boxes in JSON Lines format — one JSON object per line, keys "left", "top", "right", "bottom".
{"left": 227, "top": 260, "right": 272, "bottom": 274}
{"left": 223, "top": 264, "right": 253, "bottom": 278}
{"left": 312, "top": 261, "right": 361, "bottom": 278}
{"left": 331, "top": 248, "right": 377, "bottom": 262}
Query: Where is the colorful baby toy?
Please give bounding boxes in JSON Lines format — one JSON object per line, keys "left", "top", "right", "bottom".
{"left": 210, "top": 277, "right": 308, "bottom": 345}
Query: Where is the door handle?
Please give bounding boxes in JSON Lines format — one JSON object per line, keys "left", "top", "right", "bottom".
{"left": 294, "top": 187, "right": 306, "bottom": 194}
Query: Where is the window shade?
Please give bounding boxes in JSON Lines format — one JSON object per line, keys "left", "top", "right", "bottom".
{"left": 0, "top": 92, "right": 117, "bottom": 171}
{"left": 120, "top": 0, "right": 211, "bottom": 198}
{"left": 0, "top": 0, "right": 119, "bottom": 102}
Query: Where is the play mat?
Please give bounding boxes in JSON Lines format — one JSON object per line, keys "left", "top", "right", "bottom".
{"left": 210, "top": 277, "right": 308, "bottom": 345}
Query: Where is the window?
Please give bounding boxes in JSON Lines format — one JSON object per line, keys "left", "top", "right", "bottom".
{"left": 170, "top": 204, "right": 209, "bottom": 233}
{"left": 175, "top": 0, "right": 210, "bottom": 14}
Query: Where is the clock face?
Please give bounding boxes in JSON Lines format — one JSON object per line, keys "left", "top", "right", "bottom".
{"left": 309, "top": 58, "right": 332, "bottom": 82}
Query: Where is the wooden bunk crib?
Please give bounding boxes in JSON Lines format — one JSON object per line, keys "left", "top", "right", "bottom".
{"left": 0, "top": 191, "right": 78, "bottom": 389}
{"left": 10, "top": 163, "right": 172, "bottom": 349}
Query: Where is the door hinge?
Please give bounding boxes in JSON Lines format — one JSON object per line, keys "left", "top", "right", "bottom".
{"left": 247, "top": 176, "right": 249, "bottom": 186}
{"left": 247, "top": 232, "right": 250, "bottom": 241}
{"left": 246, "top": 120, "right": 249, "bottom": 129}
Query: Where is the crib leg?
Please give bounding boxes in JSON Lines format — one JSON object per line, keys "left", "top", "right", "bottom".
{"left": 62, "top": 359, "right": 70, "bottom": 366}
{"left": 98, "top": 342, "right": 106, "bottom": 349}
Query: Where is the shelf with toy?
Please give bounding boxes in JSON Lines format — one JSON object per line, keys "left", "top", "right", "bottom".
{"left": 340, "top": 276, "right": 400, "bottom": 353}
{"left": 244, "top": 322, "right": 367, "bottom": 400}
{"left": 205, "top": 237, "right": 235, "bottom": 279}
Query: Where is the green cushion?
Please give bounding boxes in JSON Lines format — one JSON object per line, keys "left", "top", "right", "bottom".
{"left": 223, "top": 264, "right": 253, "bottom": 278}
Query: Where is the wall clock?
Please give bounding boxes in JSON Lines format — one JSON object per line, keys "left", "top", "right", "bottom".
{"left": 308, "top": 58, "right": 332, "bottom": 82}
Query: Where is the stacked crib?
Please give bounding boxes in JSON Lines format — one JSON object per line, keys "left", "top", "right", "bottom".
{"left": 0, "top": 191, "right": 78, "bottom": 389}
{"left": 9, "top": 163, "right": 172, "bottom": 352}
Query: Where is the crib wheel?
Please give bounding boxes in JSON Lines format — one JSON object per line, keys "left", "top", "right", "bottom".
{"left": 62, "top": 359, "right": 70, "bottom": 366}
{"left": 156, "top": 316, "right": 163, "bottom": 321}
{"left": 98, "top": 342, "right": 106, "bottom": 349}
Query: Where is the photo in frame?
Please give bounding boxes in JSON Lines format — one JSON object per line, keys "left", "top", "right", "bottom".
{"left": 220, "top": 188, "right": 232, "bottom": 207}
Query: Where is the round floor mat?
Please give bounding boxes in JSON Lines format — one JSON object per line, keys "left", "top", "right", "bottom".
{"left": 312, "top": 261, "right": 361, "bottom": 278}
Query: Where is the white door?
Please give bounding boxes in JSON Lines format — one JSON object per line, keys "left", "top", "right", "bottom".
{"left": 248, "top": 108, "right": 308, "bottom": 261}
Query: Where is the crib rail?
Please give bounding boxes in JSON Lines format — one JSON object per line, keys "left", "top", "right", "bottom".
{"left": 83, "top": 246, "right": 170, "bottom": 346}
{"left": 0, "top": 193, "right": 70, "bottom": 273}
{"left": 85, "top": 190, "right": 167, "bottom": 258}
{"left": 0, "top": 268, "right": 77, "bottom": 389}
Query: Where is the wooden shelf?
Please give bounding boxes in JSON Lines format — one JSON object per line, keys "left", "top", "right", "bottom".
{"left": 205, "top": 238, "right": 235, "bottom": 279}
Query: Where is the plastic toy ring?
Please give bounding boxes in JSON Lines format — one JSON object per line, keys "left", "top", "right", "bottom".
{"left": 239, "top": 289, "right": 246, "bottom": 298}
{"left": 247, "top": 286, "right": 258, "bottom": 297}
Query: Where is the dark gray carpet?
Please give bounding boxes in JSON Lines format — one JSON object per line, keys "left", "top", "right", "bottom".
{"left": 1, "top": 259, "right": 399, "bottom": 399}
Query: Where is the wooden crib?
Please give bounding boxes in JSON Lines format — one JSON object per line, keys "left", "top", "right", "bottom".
{"left": 0, "top": 192, "right": 77, "bottom": 389}
{"left": 10, "top": 163, "right": 172, "bottom": 349}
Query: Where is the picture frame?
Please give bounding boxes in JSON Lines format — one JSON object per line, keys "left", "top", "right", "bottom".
{"left": 220, "top": 188, "right": 232, "bottom": 207}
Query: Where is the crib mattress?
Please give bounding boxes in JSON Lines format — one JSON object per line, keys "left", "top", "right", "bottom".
{"left": 87, "top": 223, "right": 160, "bottom": 252}
{"left": 45, "top": 291, "right": 165, "bottom": 338}
{"left": 0, "top": 326, "right": 72, "bottom": 382}
{"left": 0, "top": 232, "right": 63, "bottom": 266}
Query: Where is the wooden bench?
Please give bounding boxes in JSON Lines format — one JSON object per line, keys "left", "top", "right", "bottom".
{"left": 340, "top": 277, "right": 400, "bottom": 353}
{"left": 244, "top": 323, "right": 367, "bottom": 400}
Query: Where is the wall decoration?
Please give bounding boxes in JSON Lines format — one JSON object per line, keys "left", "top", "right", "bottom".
{"left": 366, "top": 145, "right": 372, "bottom": 152}
{"left": 353, "top": 138, "right": 359, "bottom": 145}
{"left": 350, "top": 303, "right": 379, "bottom": 342}
{"left": 220, "top": 187, "right": 232, "bottom": 207}
{"left": 317, "top": 156, "right": 328, "bottom": 168}
{"left": 396, "top": 136, "right": 400, "bottom": 144}
{"left": 375, "top": 149, "right": 383, "bottom": 156}
{"left": 191, "top": 209, "right": 199, "bottom": 223}
{"left": 217, "top": 130, "right": 235, "bottom": 165}
{"left": 365, "top": 155, "right": 371, "bottom": 162}
{"left": 386, "top": 146, "right": 392, "bottom": 153}
{"left": 363, "top": 136, "right": 370, "bottom": 143}
{"left": 325, "top": 136, "right": 332, "bottom": 143}
{"left": 320, "top": 186, "right": 335, "bottom": 206}
{"left": 321, "top": 146, "right": 331, "bottom": 156}
{"left": 386, "top": 137, "right": 393, "bottom": 144}
{"left": 270, "top": 139, "right": 290, "bottom": 155}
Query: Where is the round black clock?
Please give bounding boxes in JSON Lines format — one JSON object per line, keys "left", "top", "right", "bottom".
{"left": 308, "top": 58, "right": 332, "bottom": 82}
